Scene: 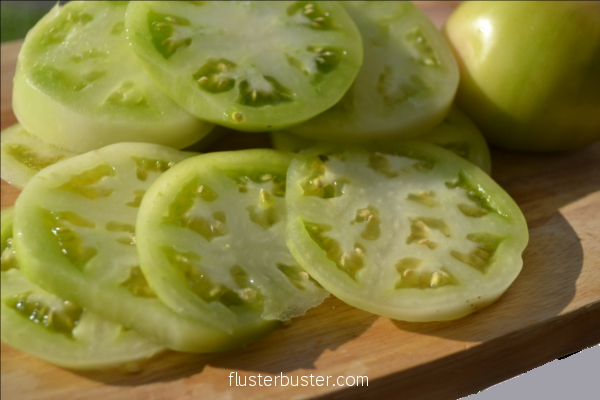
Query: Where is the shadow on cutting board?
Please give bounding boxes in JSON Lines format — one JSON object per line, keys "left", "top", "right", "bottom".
{"left": 393, "top": 143, "right": 600, "bottom": 342}
{"left": 70, "top": 296, "right": 377, "bottom": 385}
{"left": 393, "top": 211, "right": 583, "bottom": 340}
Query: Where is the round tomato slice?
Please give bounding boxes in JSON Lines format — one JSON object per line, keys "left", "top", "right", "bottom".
{"left": 1, "top": 124, "right": 78, "bottom": 189}
{"left": 125, "top": 1, "right": 363, "bottom": 131}
{"left": 285, "top": 142, "right": 528, "bottom": 322}
{"left": 13, "top": 1, "right": 214, "bottom": 153}
{"left": 287, "top": 1, "right": 459, "bottom": 142}
{"left": 271, "top": 106, "right": 492, "bottom": 174}
{"left": 2, "top": 207, "right": 166, "bottom": 370}
{"left": 136, "top": 150, "right": 329, "bottom": 332}
{"left": 12, "top": 143, "right": 277, "bottom": 352}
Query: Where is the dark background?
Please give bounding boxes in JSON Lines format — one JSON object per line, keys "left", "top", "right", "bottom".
{"left": 1, "top": 1, "right": 68, "bottom": 43}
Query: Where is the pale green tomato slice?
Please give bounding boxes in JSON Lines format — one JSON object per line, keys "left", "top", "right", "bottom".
{"left": 12, "top": 143, "right": 277, "bottom": 352}
{"left": 286, "top": 142, "right": 528, "bottom": 322}
{"left": 136, "top": 150, "right": 329, "bottom": 332}
{"left": 125, "top": 1, "right": 363, "bottom": 131}
{"left": 271, "top": 106, "right": 492, "bottom": 174}
{"left": 13, "top": 1, "right": 214, "bottom": 153}
{"left": 1, "top": 207, "right": 166, "bottom": 370}
{"left": 417, "top": 106, "right": 491, "bottom": 174}
{"left": 287, "top": 1, "right": 459, "bottom": 143}
{"left": 1, "top": 123, "right": 78, "bottom": 189}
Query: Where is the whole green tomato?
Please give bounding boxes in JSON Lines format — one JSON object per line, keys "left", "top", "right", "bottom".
{"left": 443, "top": 1, "right": 600, "bottom": 152}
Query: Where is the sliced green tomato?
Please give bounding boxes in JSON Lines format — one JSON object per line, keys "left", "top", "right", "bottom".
{"left": 125, "top": 1, "right": 363, "bottom": 131}
{"left": 417, "top": 106, "right": 491, "bottom": 174}
{"left": 286, "top": 142, "right": 528, "bottom": 322}
{"left": 12, "top": 143, "right": 277, "bottom": 352}
{"left": 136, "top": 150, "right": 329, "bottom": 332}
{"left": 287, "top": 1, "right": 459, "bottom": 142}
{"left": 1, "top": 124, "right": 78, "bottom": 189}
{"left": 13, "top": 1, "right": 213, "bottom": 153}
{"left": 1, "top": 207, "right": 166, "bottom": 370}
{"left": 271, "top": 106, "right": 492, "bottom": 174}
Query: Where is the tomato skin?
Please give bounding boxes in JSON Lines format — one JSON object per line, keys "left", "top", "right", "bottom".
{"left": 443, "top": 1, "right": 600, "bottom": 152}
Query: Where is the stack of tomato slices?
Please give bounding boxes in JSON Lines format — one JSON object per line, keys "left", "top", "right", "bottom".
{"left": 1, "top": 1, "right": 528, "bottom": 370}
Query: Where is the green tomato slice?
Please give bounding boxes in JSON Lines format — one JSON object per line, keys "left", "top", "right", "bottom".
{"left": 1, "top": 123, "right": 78, "bottom": 189}
{"left": 417, "top": 106, "right": 491, "bottom": 174}
{"left": 125, "top": 1, "right": 363, "bottom": 131}
{"left": 12, "top": 143, "right": 277, "bottom": 352}
{"left": 136, "top": 150, "right": 329, "bottom": 332}
{"left": 13, "top": 1, "right": 213, "bottom": 153}
{"left": 285, "top": 142, "right": 528, "bottom": 322}
{"left": 1, "top": 207, "right": 166, "bottom": 370}
{"left": 287, "top": 1, "right": 459, "bottom": 142}
{"left": 271, "top": 106, "right": 492, "bottom": 174}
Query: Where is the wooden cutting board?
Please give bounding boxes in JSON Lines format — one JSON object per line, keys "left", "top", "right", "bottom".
{"left": 1, "top": 3, "right": 599, "bottom": 399}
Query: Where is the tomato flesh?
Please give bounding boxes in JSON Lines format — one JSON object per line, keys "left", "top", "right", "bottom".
{"left": 125, "top": 1, "right": 363, "bottom": 131}
{"left": 13, "top": 1, "right": 213, "bottom": 153}
{"left": 2, "top": 207, "right": 166, "bottom": 370}
{"left": 136, "top": 149, "right": 330, "bottom": 332}
{"left": 271, "top": 106, "right": 491, "bottom": 174}
{"left": 417, "top": 106, "right": 491, "bottom": 174}
{"left": 286, "top": 142, "right": 528, "bottom": 322}
{"left": 12, "top": 143, "right": 278, "bottom": 352}
{"left": 1, "top": 124, "right": 78, "bottom": 189}
{"left": 287, "top": 1, "right": 459, "bottom": 142}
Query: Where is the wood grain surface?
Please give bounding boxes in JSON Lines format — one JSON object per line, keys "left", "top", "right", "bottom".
{"left": 2, "top": 3, "right": 599, "bottom": 400}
